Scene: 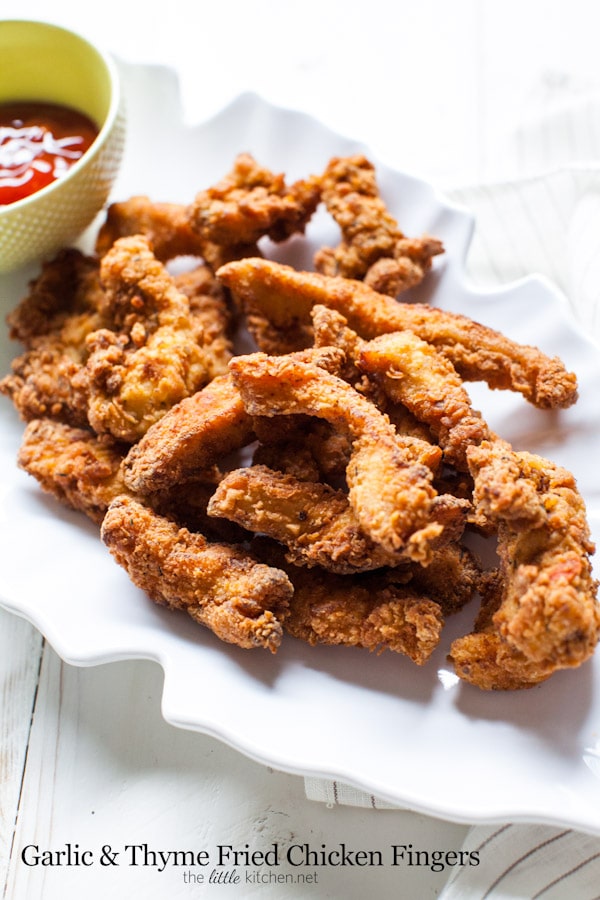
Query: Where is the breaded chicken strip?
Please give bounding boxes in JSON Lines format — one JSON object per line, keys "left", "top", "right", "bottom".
{"left": 5, "top": 248, "right": 104, "bottom": 346}
{"left": 170, "top": 263, "right": 235, "bottom": 381}
{"left": 17, "top": 419, "right": 127, "bottom": 523}
{"left": 0, "top": 249, "right": 233, "bottom": 432}
{"left": 252, "top": 411, "right": 450, "bottom": 502}
{"left": 2, "top": 346, "right": 91, "bottom": 427}
{"left": 96, "top": 196, "right": 208, "bottom": 261}
{"left": 101, "top": 495, "right": 292, "bottom": 652}
{"left": 311, "top": 306, "right": 363, "bottom": 393}
{"left": 208, "top": 464, "right": 424, "bottom": 573}
{"left": 84, "top": 236, "right": 223, "bottom": 441}
{"left": 123, "top": 373, "right": 254, "bottom": 495}
{"left": 391, "top": 543, "right": 482, "bottom": 616}
{"left": 188, "top": 153, "right": 321, "bottom": 246}
{"left": 250, "top": 538, "right": 444, "bottom": 663}
{"left": 122, "top": 347, "right": 345, "bottom": 497}
{"left": 448, "top": 572, "right": 549, "bottom": 690}
{"left": 217, "top": 258, "right": 578, "bottom": 409}
{"left": 357, "top": 331, "right": 491, "bottom": 470}
{"left": 95, "top": 195, "right": 261, "bottom": 271}
{"left": 449, "top": 441, "right": 600, "bottom": 688}
{"left": 0, "top": 249, "right": 106, "bottom": 425}
{"left": 314, "top": 155, "right": 444, "bottom": 296}
{"left": 209, "top": 464, "right": 469, "bottom": 573}
{"left": 17, "top": 418, "right": 244, "bottom": 543}
{"left": 286, "top": 573, "right": 444, "bottom": 663}
{"left": 311, "top": 304, "right": 445, "bottom": 453}
{"left": 311, "top": 302, "right": 488, "bottom": 469}
{"left": 229, "top": 352, "right": 450, "bottom": 563}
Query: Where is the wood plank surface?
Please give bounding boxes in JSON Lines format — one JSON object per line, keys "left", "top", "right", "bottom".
{"left": 0, "top": 611, "right": 43, "bottom": 894}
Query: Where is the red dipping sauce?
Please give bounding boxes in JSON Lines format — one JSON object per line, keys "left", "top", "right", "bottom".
{"left": 0, "top": 101, "right": 99, "bottom": 205}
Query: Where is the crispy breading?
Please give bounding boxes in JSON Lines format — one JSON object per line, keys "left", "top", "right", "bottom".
{"left": 449, "top": 441, "right": 600, "bottom": 688}
{"left": 311, "top": 302, "right": 488, "bottom": 468}
{"left": 2, "top": 150, "right": 596, "bottom": 690}
{"left": 251, "top": 413, "right": 353, "bottom": 485}
{"left": 5, "top": 248, "right": 104, "bottom": 346}
{"left": 357, "top": 330, "right": 492, "bottom": 470}
{"left": 447, "top": 571, "right": 553, "bottom": 690}
{"left": 17, "top": 419, "right": 128, "bottom": 523}
{"left": 0, "top": 249, "right": 234, "bottom": 433}
{"left": 217, "top": 258, "right": 578, "bottom": 409}
{"left": 84, "top": 236, "right": 223, "bottom": 441}
{"left": 16, "top": 417, "right": 246, "bottom": 544}
{"left": 171, "top": 263, "right": 235, "bottom": 381}
{"left": 314, "top": 154, "right": 444, "bottom": 295}
{"left": 122, "top": 347, "right": 345, "bottom": 497}
{"left": 0, "top": 249, "right": 106, "bottom": 425}
{"left": 2, "top": 346, "right": 91, "bottom": 427}
{"left": 395, "top": 543, "right": 482, "bottom": 615}
{"left": 151, "top": 470, "right": 250, "bottom": 544}
{"left": 210, "top": 463, "right": 468, "bottom": 572}
{"left": 250, "top": 538, "right": 444, "bottom": 663}
{"left": 286, "top": 573, "right": 445, "bottom": 664}
{"left": 95, "top": 196, "right": 208, "bottom": 261}
{"left": 229, "top": 352, "right": 451, "bottom": 563}
{"left": 122, "top": 373, "right": 254, "bottom": 494}
{"left": 208, "top": 464, "right": 431, "bottom": 573}
{"left": 95, "top": 194, "right": 262, "bottom": 271}
{"left": 101, "top": 495, "right": 292, "bottom": 652}
{"left": 188, "top": 152, "right": 321, "bottom": 245}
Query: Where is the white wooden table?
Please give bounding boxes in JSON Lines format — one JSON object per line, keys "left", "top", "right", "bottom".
{"left": 2, "top": 3, "right": 599, "bottom": 897}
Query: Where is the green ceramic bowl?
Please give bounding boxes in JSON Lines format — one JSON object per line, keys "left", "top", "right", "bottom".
{"left": 0, "top": 20, "right": 125, "bottom": 272}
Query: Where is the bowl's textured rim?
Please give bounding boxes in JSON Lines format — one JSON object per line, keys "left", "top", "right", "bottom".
{"left": 0, "top": 19, "right": 122, "bottom": 217}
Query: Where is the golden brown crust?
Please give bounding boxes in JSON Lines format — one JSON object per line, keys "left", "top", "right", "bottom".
{"left": 101, "top": 495, "right": 292, "bottom": 652}
{"left": 357, "top": 331, "right": 491, "bottom": 471}
{"left": 122, "top": 373, "right": 254, "bottom": 494}
{"left": 188, "top": 153, "right": 321, "bottom": 246}
{"left": 2, "top": 151, "right": 596, "bottom": 686}
{"left": 208, "top": 464, "right": 424, "bottom": 573}
{"left": 449, "top": 441, "right": 600, "bottom": 688}
{"left": 286, "top": 574, "right": 445, "bottom": 664}
{"left": 314, "top": 154, "right": 444, "bottom": 295}
{"left": 251, "top": 539, "right": 446, "bottom": 664}
{"left": 229, "top": 352, "right": 450, "bottom": 563}
{"left": 84, "top": 236, "right": 224, "bottom": 441}
{"left": 0, "top": 249, "right": 106, "bottom": 426}
{"left": 217, "top": 258, "right": 578, "bottom": 409}
{"left": 17, "top": 419, "right": 129, "bottom": 523}
{"left": 95, "top": 196, "right": 208, "bottom": 261}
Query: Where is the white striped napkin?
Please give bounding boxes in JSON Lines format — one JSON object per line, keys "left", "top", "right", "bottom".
{"left": 305, "top": 93, "right": 600, "bottom": 897}
{"left": 304, "top": 777, "right": 400, "bottom": 810}
{"left": 439, "top": 824, "right": 600, "bottom": 900}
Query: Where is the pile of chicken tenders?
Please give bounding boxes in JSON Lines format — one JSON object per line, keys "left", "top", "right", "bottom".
{"left": 2, "top": 152, "right": 598, "bottom": 690}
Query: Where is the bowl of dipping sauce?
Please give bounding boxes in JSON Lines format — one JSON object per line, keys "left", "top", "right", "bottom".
{"left": 0, "top": 20, "right": 125, "bottom": 272}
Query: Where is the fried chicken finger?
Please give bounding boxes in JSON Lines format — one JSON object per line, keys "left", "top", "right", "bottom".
{"left": 357, "top": 330, "right": 492, "bottom": 470}
{"left": 314, "top": 154, "right": 444, "bottom": 296}
{"left": 229, "top": 352, "right": 450, "bottom": 563}
{"left": 208, "top": 464, "right": 427, "bottom": 573}
{"left": 101, "top": 496, "right": 292, "bottom": 652}
{"left": 17, "top": 419, "right": 128, "bottom": 524}
{"left": 217, "top": 258, "right": 578, "bottom": 409}
{"left": 123, "top": 373, "right": 254, "bottom": 495}
{"left": 449, "top": 441, "right": 600, "bottom": 688}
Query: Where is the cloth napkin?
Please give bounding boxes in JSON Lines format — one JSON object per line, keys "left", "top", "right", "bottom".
{"left": 305, "top": 92, "right": 600, "bottom": 897}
